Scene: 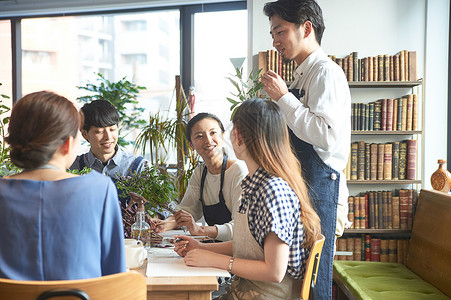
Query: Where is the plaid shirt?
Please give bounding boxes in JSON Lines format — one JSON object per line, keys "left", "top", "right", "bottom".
{"left": 238, "top": 167, "right": 308, "bottom": 279}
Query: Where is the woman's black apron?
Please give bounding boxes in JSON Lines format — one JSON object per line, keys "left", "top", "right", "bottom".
{"left": 289, "top": 88, "right": 339, "bottom": 300}
{"left": 199, "top": 155, "right": 232, "bottom": 226}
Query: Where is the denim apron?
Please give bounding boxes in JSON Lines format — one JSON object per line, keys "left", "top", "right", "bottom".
{"left": 289, "top": 88, "right": 339, "bottom": 300}
{"left": 199, "top": 155, "right": 232, "bottom": 226}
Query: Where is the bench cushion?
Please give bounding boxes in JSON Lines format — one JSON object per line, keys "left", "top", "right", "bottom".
{"left": 333, "top": 261, "right": 449, "bottom": 300}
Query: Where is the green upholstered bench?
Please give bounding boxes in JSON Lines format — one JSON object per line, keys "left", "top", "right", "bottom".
{"left": 333, "top": 189, "right": 451, "bottom": 300}
{"left": 333, "top": 261, "right": 448, "bottom": 300}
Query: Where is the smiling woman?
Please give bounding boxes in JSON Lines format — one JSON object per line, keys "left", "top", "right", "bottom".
{"left": 143, "top": 112, "right": 248, "bottom": 242}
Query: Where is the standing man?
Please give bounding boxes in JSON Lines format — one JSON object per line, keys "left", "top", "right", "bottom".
{"left": 261, "top": 1, "right": 351, "bottom": 298}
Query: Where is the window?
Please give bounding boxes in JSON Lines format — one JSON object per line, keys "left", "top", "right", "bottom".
{"left": 123, "top": 53, "right": 147, "bottom": 65}
{"left": 193, "top": 9, "right": 248, "bottom": 133}
{"left": 123, "top": 20, "right": 147, "bottom": 31}
{"left": 17, "top": 10, "right": 180, "bottom": 117}
{"left": 0, "top": 20, "right": 12, "bottom": 132}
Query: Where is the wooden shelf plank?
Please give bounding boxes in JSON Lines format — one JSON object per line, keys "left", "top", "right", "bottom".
{"left": 351, "top": 130, "right": 422, "bottom": 135}
{"left": 344, "top": 229, "right": 411, "bottom": 234}
{"left": 348, "top": 80, "right": 422, "bottom": 88}
{"left": 347, "top": 180, "right": 421, "bottom": 184}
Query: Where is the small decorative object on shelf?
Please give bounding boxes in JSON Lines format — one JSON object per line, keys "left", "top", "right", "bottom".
{"left": 430, "top": 159, "right": 451, "bottom": 193}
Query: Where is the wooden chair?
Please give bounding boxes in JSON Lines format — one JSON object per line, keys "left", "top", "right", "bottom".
{"left": 301, "top": 234, "right": 325, "bottom": 300}
{"left": 0, "top": 271, "right": 146, "bottom": 300}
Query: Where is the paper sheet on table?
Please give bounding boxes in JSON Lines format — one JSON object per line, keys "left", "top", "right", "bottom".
{"left": 146, "top": 248, "right": 230, "bottom": 277}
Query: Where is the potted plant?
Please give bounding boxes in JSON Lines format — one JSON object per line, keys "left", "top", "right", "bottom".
{"left": 226, "top": 67, "right": 264, "bottom": 119}
{"left": 0, "top": 85, "right": 21, "bottom": 177}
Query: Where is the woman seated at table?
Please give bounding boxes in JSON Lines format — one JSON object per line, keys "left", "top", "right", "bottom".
{"left": 138, "top": 112, "right": 247, "bottom": 242}
{"left": 174, "top": 98, "right": 322, "bottom": 299}
{"left": 0, "top": 91, "right": 126, "bottom": 280}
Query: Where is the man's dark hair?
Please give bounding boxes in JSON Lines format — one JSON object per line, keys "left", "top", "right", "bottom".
{"left": 81, "top": 100, "right": 119, "bottom": 132}
{"left": 264, "top": 0, "right": 325, "bottom": 45}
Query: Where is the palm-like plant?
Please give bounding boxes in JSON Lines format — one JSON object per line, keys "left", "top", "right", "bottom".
{"left": 226, "top": 67, "right": 264, "bottom": 119}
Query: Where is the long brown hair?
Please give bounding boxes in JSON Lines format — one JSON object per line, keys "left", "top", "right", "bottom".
{"left": 232, "top": 98, "right": 321, "bottom": 248}
{"left": 6, "top": 91, "right": 82, "bottom": 169}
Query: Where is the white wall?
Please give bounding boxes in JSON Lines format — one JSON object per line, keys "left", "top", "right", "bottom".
{"left": 249, "top": 0, "right": 449, "bottom": 189}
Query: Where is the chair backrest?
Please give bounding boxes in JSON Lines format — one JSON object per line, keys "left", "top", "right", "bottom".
{"left": 0, "top": 271, "right": 146, "bottom": 300}
{"left": 406, "top": 189, "right": 451, "bottom": 297}
{"left": 300, "top": 234, "right": 325, "bottom": 300}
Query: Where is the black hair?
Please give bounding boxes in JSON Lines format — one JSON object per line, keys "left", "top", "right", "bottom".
{"left": 186, "top": 113, "right": 225, "bottom": 143}
{"left": 264, "top": 0, "right": 325, "bottom": 45}
{"left": 81, "top": 100, "right": 119, "bottom": 132}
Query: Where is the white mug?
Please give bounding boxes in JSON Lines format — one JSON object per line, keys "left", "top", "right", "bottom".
{"left": 124, "top": 238, "right": 143, "bottom": 246}
{"left": 125, "top": 244, "right": 147, "bottom": 269}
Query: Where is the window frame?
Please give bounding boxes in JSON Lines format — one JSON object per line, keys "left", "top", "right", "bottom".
{"left": 5, "top": 1, "right": 246, "bottom": 104}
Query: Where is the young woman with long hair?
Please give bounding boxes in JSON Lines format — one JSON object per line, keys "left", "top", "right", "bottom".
{"left": 174, "top": 98, "right": 321, "bottom": 299}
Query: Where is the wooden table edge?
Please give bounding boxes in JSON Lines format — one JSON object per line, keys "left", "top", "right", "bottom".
{"left": 145, "top": 276, "right": 218, "bottom": 292}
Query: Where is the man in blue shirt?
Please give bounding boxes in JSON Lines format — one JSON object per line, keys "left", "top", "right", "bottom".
{"left": 70, "top": 100, "right": 148, "bottom": 208}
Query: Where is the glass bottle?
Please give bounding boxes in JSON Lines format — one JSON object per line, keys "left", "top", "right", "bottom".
{"left": 131, "top": 201, "right": 151, "bottom": 249}
{"left": 430, "top": 159, "right": 451, "bottom": 193}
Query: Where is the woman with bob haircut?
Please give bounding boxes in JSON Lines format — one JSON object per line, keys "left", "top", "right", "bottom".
{"left": 174, "top": 98, "right": 321, "bottom": 299}
{"left": 0, "top": 91, "right": 125, "bottom": 280}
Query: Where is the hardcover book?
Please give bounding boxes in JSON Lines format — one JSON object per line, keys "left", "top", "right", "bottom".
{"left": 392, "top": 142, "right": 400, "bottom": 180}
{"left": 368, "top": 192, "right": 376, "bottom": 229}
{"left": 365, "top": 235, "right": 371, "bottom": 261}
{"left": 406, "top": 94, "right": 413, "bottom": 131}
{"left": 392, "top": 195, "right": 400, "bottom": 229}
{"left": 348, "top": 196, "right": 355, "bottom": 229}
{"left": 383, "top": 143, "right": 393, "bottom": 180}
{"left": 370, "top": 238, "right": 381, "bottom": 262}
{"left": 399, "top": 189, "right": 409, "bottom": 229}
{"left": 354, "top": 196, "right": 360, "bottom": 229}
{"left": 396, "top": 97, "right": 403, "bottom": 130}
{"left": 388, "top": 239, "right": 397, "bottom": 263}
{"left": 380, "top": 239, "right": 389, "bottom": 262}
{"left": 357, "top": 141, "right": 366, "bottom": 180}
{"left": 408, "top": 51, "right": 417, "bottom": 81}
{"left": 398, "top": 141, "right": 408, "bottom": 180}
{"left": 381, "top": 98, "right": 387, "bottom": 131}
{"left": 412, "top": 94, "right": 419, "bottom": 130}
{"left": 392, "top": 98, "right": 398, "bottom": 132}
{"left": 377, "top": 143, "right": 385, "bottom": 180}
{"left": 382, "top": 191, "right": 389, "bottom": 229}
{"left": 370, "top": 143, "right": 378, "bottom": 180}
{"left": 374, "top": 100, "right": 382, "bottom": 131}
{"left": 351, "top": 142, "right": 358, "bottom": 180}
{"left": 368, "top": 102, "right": 374, "bottom": 131}
{"left": 365, "top": 143, "right": 371, "bottom": 180}
{"left": 377, "top": 191, "right": 383, "bottom": 229}
{"left": 406, "top": 139, "right": 417, "bottom": 180}
{"left": 360, "top": 196, "right": 366, "bottom": 229}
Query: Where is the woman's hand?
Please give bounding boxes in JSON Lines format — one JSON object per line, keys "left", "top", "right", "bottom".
{"left": 184, "top": 249, "right": 220, "bottom": 268}
{"left": 173, "top": 210, "right": 204, "bottom": 235}
{"left": 173, "top": 235, "right": 201, "bottom": 257}
{"left": 149, "top": 218, "right": 167, "bottom": 233}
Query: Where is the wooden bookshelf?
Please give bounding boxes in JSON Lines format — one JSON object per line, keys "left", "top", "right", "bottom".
{"left": 347, "top": 180, "right": 422, "bottom": 184}
{"left": 348, "top": 80, "right": 422, "bottom": 88}
{"left": 351, "top": 130, "right": 422, "bottom": 135}
{"left": 344, "top": 229, "right": 411, "bottom": 234}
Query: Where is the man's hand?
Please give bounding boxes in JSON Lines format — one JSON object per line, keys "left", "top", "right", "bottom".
{"left": 261, "top": 70, "right": 289, "bottom": 101}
